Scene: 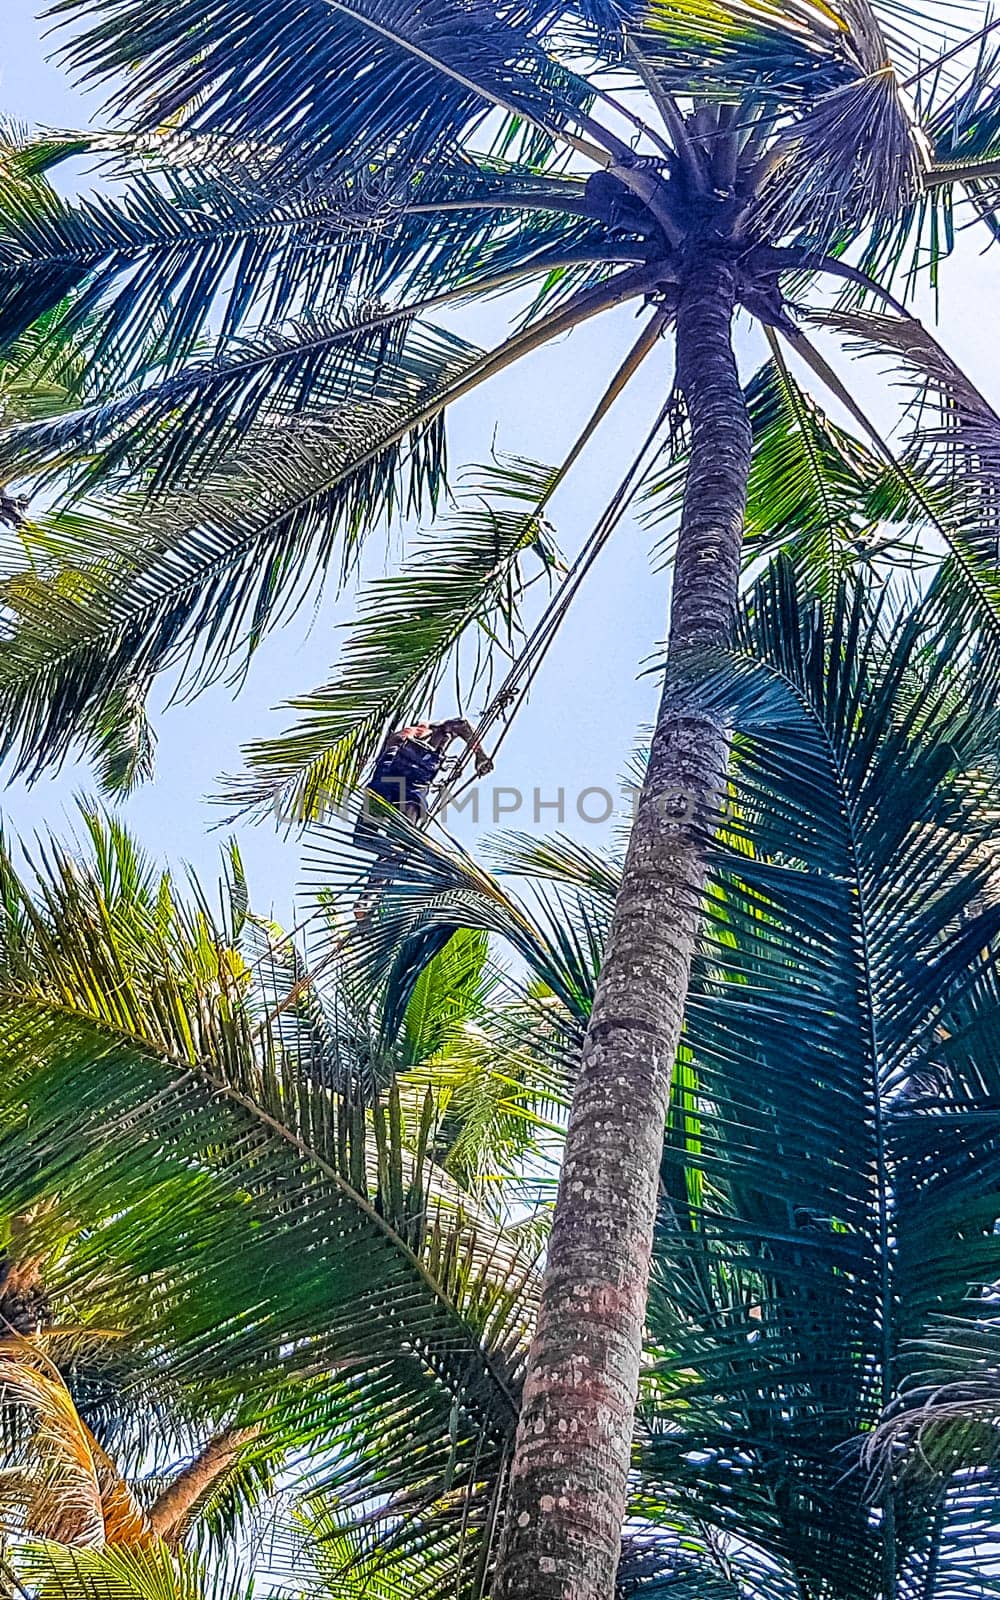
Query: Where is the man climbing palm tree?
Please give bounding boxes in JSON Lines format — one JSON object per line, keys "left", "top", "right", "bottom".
{"left": 353, "top": 716, "right": 494, "bottom": 917}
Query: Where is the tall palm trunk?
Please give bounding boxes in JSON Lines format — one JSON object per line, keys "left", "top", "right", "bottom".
{"left": 147, "top": 1427, "right": 257, "bottom": 1550}
{"left": 494, "top": 256, "right": 752, "bottom": 1600}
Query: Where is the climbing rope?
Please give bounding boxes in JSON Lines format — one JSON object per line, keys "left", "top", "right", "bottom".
{"left": 426, "top": 388, "right": 674, "bottom": 824}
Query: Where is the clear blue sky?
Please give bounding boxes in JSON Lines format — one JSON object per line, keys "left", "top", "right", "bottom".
{"left": 2, "top": 1, "right": 997, "bottom": 923}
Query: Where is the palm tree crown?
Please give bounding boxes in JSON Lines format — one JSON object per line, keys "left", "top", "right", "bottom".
{"left": 0, "top": 0, "right": 997, "bottom": 799}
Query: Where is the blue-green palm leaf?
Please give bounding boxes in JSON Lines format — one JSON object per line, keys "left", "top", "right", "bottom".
{"left": 0, "top": 157, "right": 611, "bottom": 373}
{"left": 638, "top": 556, "right": 1000, "bottom": 1599}
{"left": 49, "top": 0, "right": 594, "bottom": 185}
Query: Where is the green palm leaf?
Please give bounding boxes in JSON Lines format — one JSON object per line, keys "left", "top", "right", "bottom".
{"left": 637, "top": 556, "right": 1000, "bottom": 1599}
{"left": 304, "top": 802, "right": 603, "bottom": 1028}
{"left": 0, "top": 813, "right": 546, "bottom": 1593}
{"left": 0, "top": 322, "right": 479, "bottom": 780}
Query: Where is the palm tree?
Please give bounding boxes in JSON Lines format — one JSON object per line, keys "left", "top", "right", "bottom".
{"left": 0, "top": 1338, "right": 262, "bottom": 1555}
{"left": 3, "top": 6, "right": 1000, "bottom": 1589}
{"left": 629, "top": 555, "right": 1000, "bottom": 1600}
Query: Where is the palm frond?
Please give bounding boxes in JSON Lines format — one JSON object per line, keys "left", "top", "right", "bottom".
{"left": 866, "top": 1318, "right": 1000, "bottom": 1486}
{"left": 399, "top": 925, "right": 495, "bottom": 1067}
{"left": 15, "top": 1542, "right": 249, "bottom": 1600}
{"left": 0, "top": 169, "right": 352, "bottom": 360}
{"left": 861, "top": 36, "right": 1000, "bottom": 292}
{"left": 0, "top": 158, "right": 609, "bottom": 379}
{"left": 304, "top": 805, "right": 598, "bottom": 1027}
{"left": 483, "top": 828, "right": 622, "bottom": 899}
{"left": 268, "top": 1498, "right": 443, "bottom": 1599}
{"left": 760, "top": 69, "right": 929, "bottom": 247}
{"left": 49, "top": 0, "right": 596, "bottom": 184}
{"left": 0, "top": 1340, "right": 152, "bottom": 1548}
{"left": 815, "top": 305, "right": 1000, "bottom": 667}
{"left": 0, "top": 312, "right": 95, "bottom": 430}
{"left": 0, "top": 320, "right": 479, "bottom": 781}
{"left": 616, "top": 1526, "right": 797, "bottom": 1599}
{"left": 83, "top": 685, "right": 157, "bottom": 796}
{"left": 0, "top": 811, "right": 545, "bottom": 1591}
{"left": 0, "top": 129, "right": 93, "bottom": 351}
{"left": 820, "top": 307, "right": 1000, "bottom": 513}
{"left": 0, "top": 311, "right": 455, "bottom": 492}
{"left": 638, "top": 556, "right": 1000, "bottom": 1599}
{"left": 633, "top": 0, "right": 929, "bottom": 240}
{"left": 643, "top": 354, "right": 908, "bottom": 592}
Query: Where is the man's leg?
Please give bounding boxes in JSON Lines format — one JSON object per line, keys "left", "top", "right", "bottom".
{"left": 352, "top": 795, "right": 422, "bottom": 921}
{"left": 353, "top": 846, "right": 394, "bottom": 921}
{"left": 352, "top": 784, "right": 394, "bottom": 921}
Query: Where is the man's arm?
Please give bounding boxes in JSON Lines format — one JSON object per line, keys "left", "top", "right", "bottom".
{"left": 431, "top": 718, "right": 494, "bottom": 776}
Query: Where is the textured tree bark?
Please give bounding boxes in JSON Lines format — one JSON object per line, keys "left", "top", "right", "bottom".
{"left": 147, "top": 1427, "right": 257, "bottom": 1550}
{"left": 492, "top": 255, "right": 751, "bottom": 1600}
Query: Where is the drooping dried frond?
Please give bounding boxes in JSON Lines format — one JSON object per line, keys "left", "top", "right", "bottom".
{"left": 0, "top": 1340, "right": 152, "bottom": 1548}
